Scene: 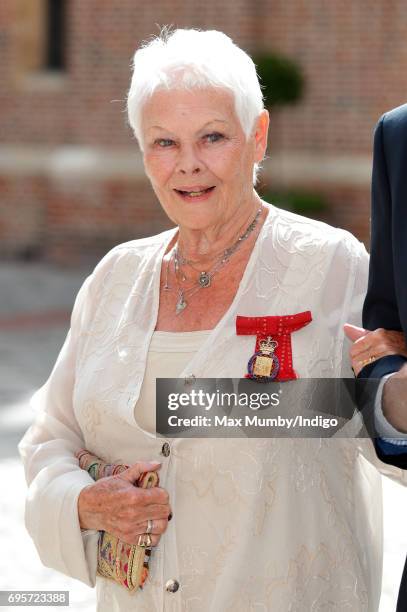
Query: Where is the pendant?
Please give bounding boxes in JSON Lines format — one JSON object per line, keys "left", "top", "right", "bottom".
{"left": 247, "top": 336, "right": 280, "bottom": 382}
{"left": 199, "top": 271, "right": 211, "bottom": 288}
{"left": 176, "top": 292, "right": 187, "bottom": 315}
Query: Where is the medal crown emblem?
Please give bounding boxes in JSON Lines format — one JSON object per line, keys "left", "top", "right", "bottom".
{"left": 259, "top": 336, "right": 278, "bottom": 355}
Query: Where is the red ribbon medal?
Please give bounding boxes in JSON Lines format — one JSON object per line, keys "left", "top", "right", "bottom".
{"left": 236, "top": 311, "right": 312, "bottom": 382}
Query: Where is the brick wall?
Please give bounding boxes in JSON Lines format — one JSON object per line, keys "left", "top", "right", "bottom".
{"left": 263, "top": 1, "right": 407, "bottom": 154}
{"left": 1, "top": 0, "right": 258, "bottom": 146}
{"left": 1, "top": 0, "right": 406, "bottom": 262}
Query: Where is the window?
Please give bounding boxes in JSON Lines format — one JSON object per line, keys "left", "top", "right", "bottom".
{"left": 15, "top": 0, "right": 67, "bottom": 82}
{"left": 45, "top": 0, "right": 66, "bottom": 71}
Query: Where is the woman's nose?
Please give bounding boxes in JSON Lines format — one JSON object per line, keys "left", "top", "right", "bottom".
{"left": 175, "top": 145, "right": 203, "bottom": 175}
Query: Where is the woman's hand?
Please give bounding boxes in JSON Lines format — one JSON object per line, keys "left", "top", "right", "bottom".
{"left": 343, "top": 324, "right": 407, "bottom": 376}
{"left": 78, "top": 461, "right": 171, "bottom": 546}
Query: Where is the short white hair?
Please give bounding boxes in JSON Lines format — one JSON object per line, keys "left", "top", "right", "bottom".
{"left": 127, "top": 27, "right": 265, "bottom": 184}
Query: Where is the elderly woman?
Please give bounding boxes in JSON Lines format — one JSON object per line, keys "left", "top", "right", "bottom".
{"left": 19, "top": 28, "right": 406, "bottom": 611}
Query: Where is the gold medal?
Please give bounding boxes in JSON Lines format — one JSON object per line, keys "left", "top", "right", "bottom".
{"left": 247, "top": 336, "right": 280, "bottom": 382}
{"left": 253, "top": 355, "right": 274, "bottom": 377}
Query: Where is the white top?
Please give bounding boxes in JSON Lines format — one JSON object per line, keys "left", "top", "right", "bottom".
{"left": 18, "top": 204, "right": 407, "bottom": 611}
{"left": 135, "top": 331, "right": 211, "bottom": 433}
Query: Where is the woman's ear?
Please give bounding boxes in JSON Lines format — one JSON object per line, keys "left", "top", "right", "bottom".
{"left": 254, "top": 109, "right": 269, "bottom": 162}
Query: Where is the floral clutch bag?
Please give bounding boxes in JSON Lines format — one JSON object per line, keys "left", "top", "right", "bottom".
{"left": 75, "top": 449, "right": 159, "bottom": 592}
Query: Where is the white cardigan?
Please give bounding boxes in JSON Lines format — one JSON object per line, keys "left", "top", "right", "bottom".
{"left": 18, "top": 204, "right": 407, "bottom": 611}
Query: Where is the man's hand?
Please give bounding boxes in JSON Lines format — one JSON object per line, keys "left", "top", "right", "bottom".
{"left": 343, "top": 324, "right": 407, "bottom": 376}
{"left": 344, "top": 324, "right": 407, "bottom": 433}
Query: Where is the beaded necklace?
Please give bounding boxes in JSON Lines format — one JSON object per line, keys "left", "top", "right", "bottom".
{"left": 164, "top": 206, "right": 262, "bottom": 315}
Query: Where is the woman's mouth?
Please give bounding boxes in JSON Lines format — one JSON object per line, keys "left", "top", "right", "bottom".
{"left": 174, "top": 186, "right": 216, "bottom": 201}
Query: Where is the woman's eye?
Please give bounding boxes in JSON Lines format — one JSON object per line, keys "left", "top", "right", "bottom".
{"left": 155, "top": 138, "right": 174, "bottom": 147}
{"left": 204, "top": 132, "right": 224, "bottom": 143}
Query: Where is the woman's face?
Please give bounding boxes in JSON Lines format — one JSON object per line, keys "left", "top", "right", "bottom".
{"left": 141, "top": 87, "right": 268, "bottom": 230}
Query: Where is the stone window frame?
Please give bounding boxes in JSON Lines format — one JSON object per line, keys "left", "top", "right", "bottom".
{"left": 14, "top": 0, "right": 68, "bottom": 91}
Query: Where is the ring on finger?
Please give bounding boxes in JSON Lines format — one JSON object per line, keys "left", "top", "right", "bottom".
{"left": 137, "top": 533, "right": 152, "bottom": 548}
{"left": 359, "top": 354, "right": 377, "bottom": 368}
{"left": 146, "top": 519, "right": 153, "bottom": 535}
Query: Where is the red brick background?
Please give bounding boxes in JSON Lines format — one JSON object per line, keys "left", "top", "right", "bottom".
{"left": 1, "top": 1, "right": 406, "bottom": 263}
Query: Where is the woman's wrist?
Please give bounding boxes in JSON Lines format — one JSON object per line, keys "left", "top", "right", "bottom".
{"left": 78, "top": 484, "right": 98, "bottom": 530}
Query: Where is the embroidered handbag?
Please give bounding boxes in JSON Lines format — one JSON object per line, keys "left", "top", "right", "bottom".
{"left": 75, "top": 449, "right": 159, "bottom": 592}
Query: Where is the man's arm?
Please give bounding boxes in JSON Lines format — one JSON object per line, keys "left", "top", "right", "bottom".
{"left": 359, "top": 112, "right": 407, "bottom": 465}
{"left": 363, "top": 114, "right": 403, "bottom": 332}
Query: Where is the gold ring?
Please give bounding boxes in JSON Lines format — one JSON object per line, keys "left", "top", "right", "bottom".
{"left": 359, "top": 355, "right": 377, "bottom": 368}
{"left": 137, "top": 533, "right": 152, "bottom": 548}
{"left": 146, "top": 519, "right": 153, "bottom": 535}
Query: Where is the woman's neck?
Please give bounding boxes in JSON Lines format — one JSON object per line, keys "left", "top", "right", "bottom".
{"left": 176, "top": 193, "right": 264, "bottom": 264}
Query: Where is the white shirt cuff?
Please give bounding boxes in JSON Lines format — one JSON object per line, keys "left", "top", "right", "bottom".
{"left": 374, "top": 372, "right": 407, "bottom": 443}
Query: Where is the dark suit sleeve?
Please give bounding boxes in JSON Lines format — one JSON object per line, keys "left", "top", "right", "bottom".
{"left": 363, "top": 114, "right": 403, "bottom": 332}
{"left": 358, "top": 113, "right": 407, "bottom": 467}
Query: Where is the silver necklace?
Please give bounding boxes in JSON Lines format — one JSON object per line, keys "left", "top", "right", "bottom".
{"left": 164, "top": 206, "right": 262, "bottom": 315}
